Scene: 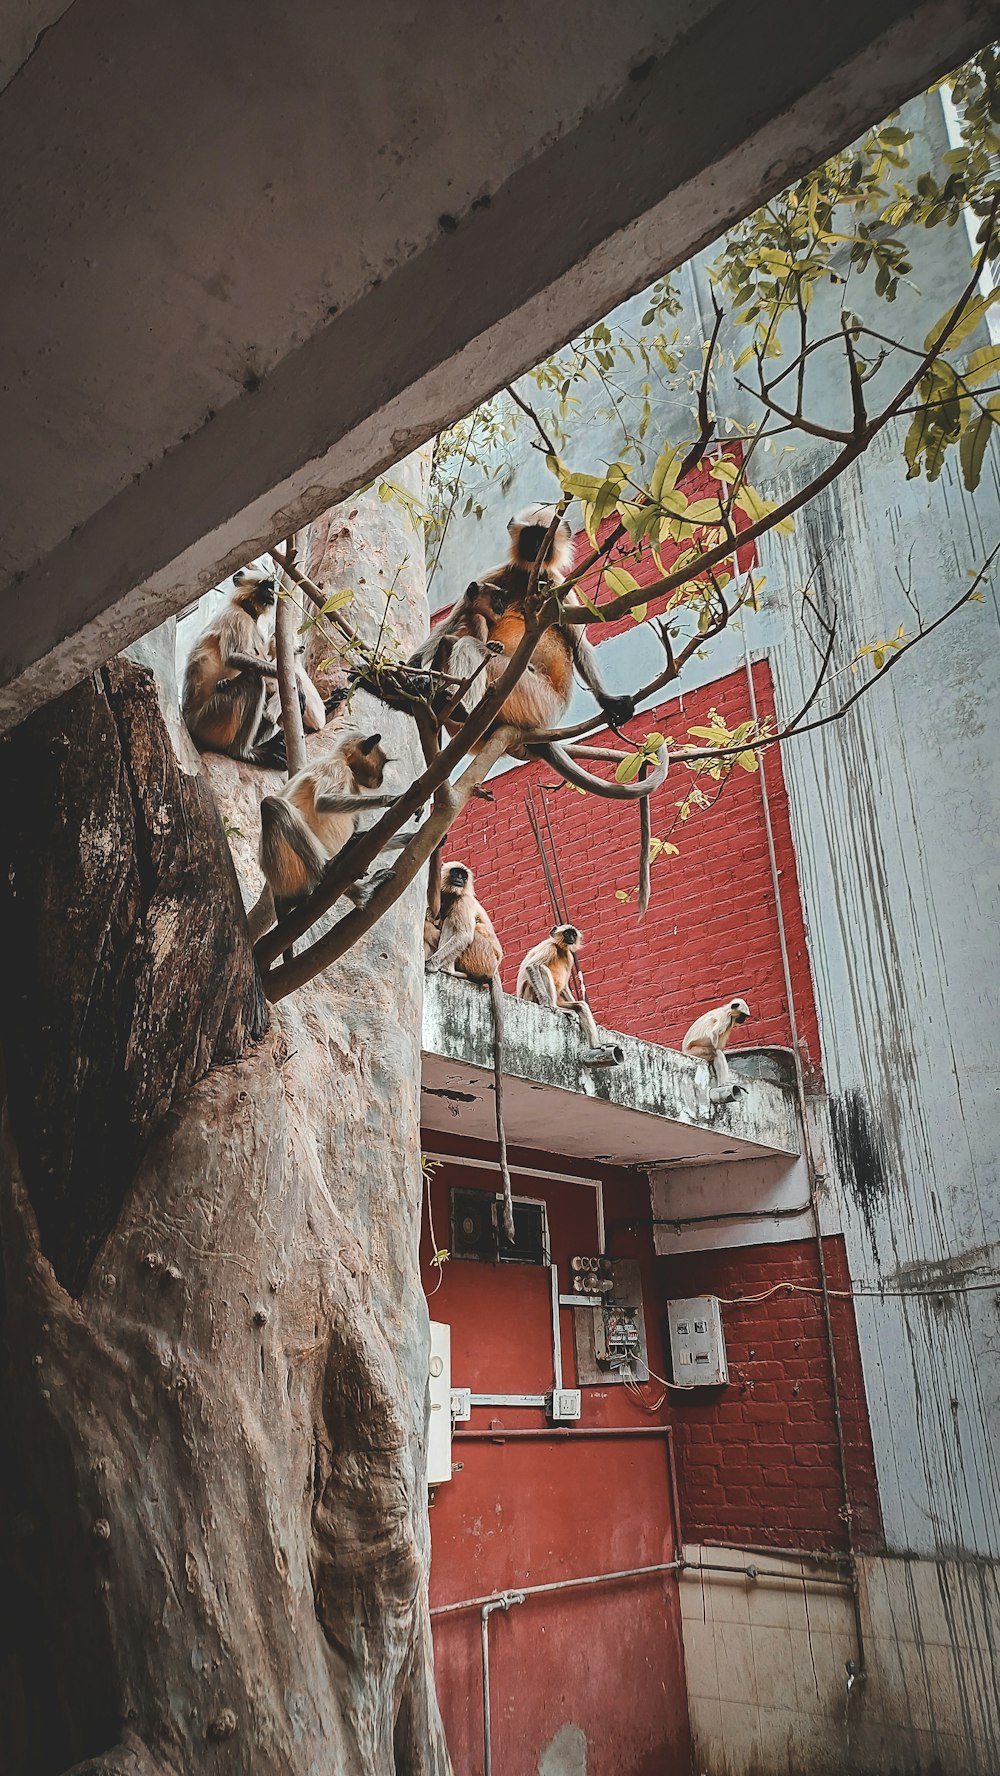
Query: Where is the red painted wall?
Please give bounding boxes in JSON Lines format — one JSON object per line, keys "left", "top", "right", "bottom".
{"left": 421, "top": 1137, "right": 883, "bottom": 1771}
{"left": 448, "top": 660, "right": 822, "bottom": 1078}
{"left": 423, "top": 1135, "right": 692, "bottom": 1775}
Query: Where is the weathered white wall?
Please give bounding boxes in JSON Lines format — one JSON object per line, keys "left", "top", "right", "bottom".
{"left": 682, "top": 1543, "right": 1000, "bottom": 1774}
{"left": 762, "top": 435, "right": 1000, "bottom": 1561}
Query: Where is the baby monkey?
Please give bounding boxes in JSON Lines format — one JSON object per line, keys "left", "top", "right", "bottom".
{"left": 427, "top": 581, "right": 508, "bottom": 721}
{"left": 516, "top": 924, "right": 601, "bottom": 1048}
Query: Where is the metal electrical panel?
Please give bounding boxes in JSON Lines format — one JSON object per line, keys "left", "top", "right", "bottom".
{"left": 573, "top": 1257, "right": 649, "bottom": 1386}
{"left": 428, "top": 1321, "right": 452, "bottom": 1485}
{"left": 666, "top": 1295, "right": 729, "bottom": 1386}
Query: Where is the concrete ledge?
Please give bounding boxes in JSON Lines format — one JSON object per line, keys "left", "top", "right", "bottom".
{"left": 421, "top": 973, "right": 800, "bottom": 1165}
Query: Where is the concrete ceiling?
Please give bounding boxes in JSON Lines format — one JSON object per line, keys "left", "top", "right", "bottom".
{"left": 421, "top": 1052, "right": 788, "bottom": 1167}
{"left": 1, "top": 0, "right": 996, "bottom": 728}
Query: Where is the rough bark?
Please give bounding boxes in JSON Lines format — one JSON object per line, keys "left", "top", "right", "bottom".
{"left": 0, "top": 458, "right": 449, "bottom": 1775}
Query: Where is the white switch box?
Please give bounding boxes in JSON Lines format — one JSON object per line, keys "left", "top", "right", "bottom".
{"left": 546, "top": 1387, "right": 581, "bottom": 1423}
{"left": 667, "top": 1295, "right": 728, "bottom": 1386}
{"left": 450, "top": 1387, "right": 472, "bottom": 1423}
{"left": 428, "top": 1321, "right": 452, "bottom": 1484}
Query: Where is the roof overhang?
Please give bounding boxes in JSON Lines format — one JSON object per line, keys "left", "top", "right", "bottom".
{"left": 421, "top": 975, "right": 800, "bottom": 1167}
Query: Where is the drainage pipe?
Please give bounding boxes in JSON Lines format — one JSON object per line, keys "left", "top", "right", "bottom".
{"left": 480, "top": 1592, "right": 523, "bottom": 1776}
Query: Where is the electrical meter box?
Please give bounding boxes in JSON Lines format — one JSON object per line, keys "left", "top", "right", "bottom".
{"left": 428, "top": 1321, "right": 452, "bottom": 1485}
{"left": 573, "top": 1256, "right": 649, "bottom": 1385}
{"left": 666, "top": 1295, "right": 728, "bottom": 1386}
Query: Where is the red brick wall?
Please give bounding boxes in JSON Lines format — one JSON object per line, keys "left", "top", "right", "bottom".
{"left": 448, "top": 659, "right": 822, "bottom": 1076}
{"left": 655, "top": 1235, "right": 883, "bottom": 1551}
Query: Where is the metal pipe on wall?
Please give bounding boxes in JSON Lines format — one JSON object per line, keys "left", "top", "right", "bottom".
{"left": 480, "top": 1593, "right": 523, "bottom": 1776}
{"left": 740, "top": 638, "right": 866, "bottom": 1680}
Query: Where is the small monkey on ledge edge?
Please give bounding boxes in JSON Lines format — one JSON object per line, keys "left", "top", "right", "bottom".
{"left": 425, "top": 863, "right": 514, "bottom": 1242}
{"left": 682, "top": 997, "right": 751, "bottom": 1097}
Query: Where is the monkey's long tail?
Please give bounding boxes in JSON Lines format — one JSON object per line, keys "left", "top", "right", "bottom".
{"left": 489, "top": 975, "right": 515, "bottom": 1244}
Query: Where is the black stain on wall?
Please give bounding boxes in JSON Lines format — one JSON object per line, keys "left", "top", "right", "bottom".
{"left": 830, "top": 1088, "right": 891, "bottom": 1265}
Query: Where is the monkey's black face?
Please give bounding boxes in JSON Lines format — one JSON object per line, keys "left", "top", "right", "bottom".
{"left": 559, "top": 925, "right": 580, "bottom": 948}
{"left": 446, "top": 867, "right": 470, "bottom": 891}
{"left": 253, "top": 580, "right": 277, "bottom": 609}
{"left": 517, "top": 525, "right": 550, "bottom": 564}
{"left": 730, "top": 1002, "right": 750, "bottom": 1023}
{"left": 488, "top": 587, "right": 508, "bottom": 615}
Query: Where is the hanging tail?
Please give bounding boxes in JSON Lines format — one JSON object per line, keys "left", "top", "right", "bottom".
{"left": 489, "top": 975, "right": 515, "bottom": 1244}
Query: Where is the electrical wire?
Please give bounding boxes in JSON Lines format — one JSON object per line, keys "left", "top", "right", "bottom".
{"left": 623, "top": 1376, "right": 666, "bottom": 1413}
{"left": 424, "top": 1167, "right": 446, "bottom": 1296}
{"left": 641, "top": 1357, "right": 699, "bottom": 1394}
{"left": 714, "top": 1277, "right": 1000, "bottom": 1307}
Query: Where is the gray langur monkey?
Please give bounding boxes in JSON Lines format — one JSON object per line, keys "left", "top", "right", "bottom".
{"left": 181, "top": 569, "right": 279, "bottom": 759}
{"left": 249, "top": 730, "right": 400, "bottom": 951}
{"left": 409, "top": 505, "right": 635, "bottom": 749}
{"left": 425, "top": 863, "right": 514, "bottom": 1242}
{"left": 414, "top": 580, "right": 509, "bottom": 722}
{"left": 682, "top": 997, "right": 751, "bottom": 1091}
{"left": 516, "top": 924, "right": 601, "bottom": 1048}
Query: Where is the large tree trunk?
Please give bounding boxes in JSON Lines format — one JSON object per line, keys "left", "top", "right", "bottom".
{"left": 0, "top": 462, "right": 449, "bottom": 1775}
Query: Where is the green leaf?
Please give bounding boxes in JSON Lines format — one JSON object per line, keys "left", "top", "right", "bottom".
{"left": 631, "top": 603, "right": 649, "bottom": 624}
{"left": 320, "top": 589, "right": 353, "bottom": 614}
{"left": 960, "top": 408, "right": 993, "bottom": 491}
{"left": 603, "top": 566, "right": 639, "bottom": 599}
{"left": 963, "top": 343, "right": 1000, "bottom": 387}
{"left": 562, "top": 471, "right": 605, "bottom": 504}
{"left": 684, "top": 497, "right": 725, "bottom": 524}
{"left": 649, "top": 442, "right": 684, "bottom": 505}
{"left": 614, "top": 753, "right": 643, "bottom": 784}
{"left": 708, "top": 457, "right": 739, "bottom": 483}
{"left": 925, "top": 286, "right": 1000, "bottom": 354}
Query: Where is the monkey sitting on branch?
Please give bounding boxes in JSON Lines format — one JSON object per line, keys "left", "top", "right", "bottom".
{"left": 682, "top": 997, "right": 751, "bottom": 1104}
{"left": 411, "top": 505, "right": 636, "bottom": 750}
{"left": 408, "top": 506, "right": 669, "bottom": 915}
{"left": 182, "top": 569, "right": 280, "bottom": 760}
{"left": 248, "top": 731, "right": 402, "bottom": 948}
{"left": 424, "top": 863, "right": 514, "bottom": 1242}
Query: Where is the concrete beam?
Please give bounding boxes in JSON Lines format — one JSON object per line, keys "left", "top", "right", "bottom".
{"left": 1, "top": 0, "right": 997, "bottom": 728}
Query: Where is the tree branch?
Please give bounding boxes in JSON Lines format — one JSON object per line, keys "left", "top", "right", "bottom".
{"left": 254, "top": 616, "right": 552, "bottom": 972}
{"left": 673, "top": 545, "right": 996, "bottom": 767}
{"left": 505, "top": 383, "right": 559, "bottom": 459}
{"left": 676, "top": 291, "right": 724, "bottom": 480}
{"left": 557, "top": 202, "right": 1000, "bottom": 628}
{"left": 273, "top": 540, "right": 308, "bottom": 778}
{"left": 263, "top": 727, "right": 515, "bottom": 1000}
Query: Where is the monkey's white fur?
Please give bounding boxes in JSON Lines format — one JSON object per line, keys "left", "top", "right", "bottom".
{"left": 682, "top": 997, "right": 751, "bottom": 1088}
